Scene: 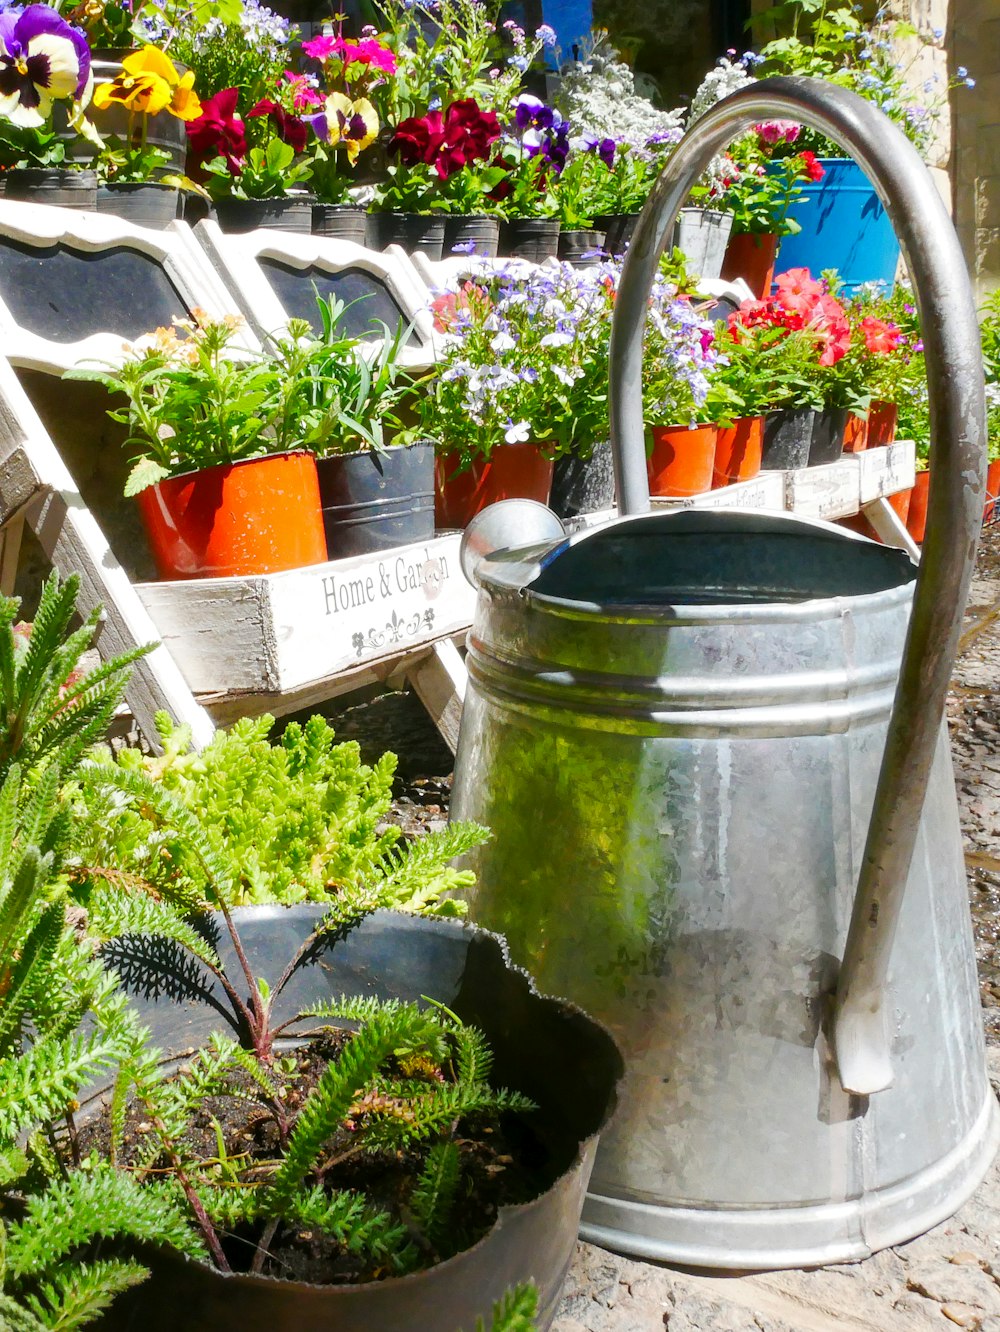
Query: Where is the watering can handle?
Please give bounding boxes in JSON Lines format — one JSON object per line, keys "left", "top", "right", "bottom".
{"left": 609, "top": 76, "right": 986, "bottom": 1095}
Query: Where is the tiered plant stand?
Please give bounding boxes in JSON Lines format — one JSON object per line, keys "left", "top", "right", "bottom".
{"left": 0, "top": 197, "right": 920, "bottom": 756}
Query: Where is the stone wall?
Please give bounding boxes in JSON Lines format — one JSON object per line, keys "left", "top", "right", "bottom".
{"left": 951, "top": 0, "right": 1000, "bottom": 295}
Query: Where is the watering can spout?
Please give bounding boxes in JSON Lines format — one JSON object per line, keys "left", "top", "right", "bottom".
{"left": 458, "top": 499, "right": 566, "bottom": 588}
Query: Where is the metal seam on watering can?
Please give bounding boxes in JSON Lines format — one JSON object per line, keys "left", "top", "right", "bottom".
{"left": 451, "top": 80, "right": 998, "bottom": 1270}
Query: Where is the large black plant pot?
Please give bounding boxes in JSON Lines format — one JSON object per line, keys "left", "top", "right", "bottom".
{"left": 95, "top": 908, "right": 622, "bottom": 1332}
{"left": 550, "top": 442, "right": 615, "bottom": 519}
{"left": 316, "top": 442, "right": 436, "bottom": 558}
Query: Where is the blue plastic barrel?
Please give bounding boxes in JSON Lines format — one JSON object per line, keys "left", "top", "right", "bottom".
{"left": 774, "top": 158, "right": 901, "bottom": 294}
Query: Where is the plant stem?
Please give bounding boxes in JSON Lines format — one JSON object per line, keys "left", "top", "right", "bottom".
{"left": 249, "top": 1217, "right": 279, "bottom": 1275}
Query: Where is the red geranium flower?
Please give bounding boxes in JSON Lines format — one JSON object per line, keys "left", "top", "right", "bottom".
{"left": 185, "top": 87, "right": 247, "bottom": 176}
{"left": 861, "top": 316, "right": 901, "bottom": 354}
{"left": 799, "top": 150, "right": 825, "bottom": 182}
{"left": 248, "top": 98, "right": 308, "bottom": 154}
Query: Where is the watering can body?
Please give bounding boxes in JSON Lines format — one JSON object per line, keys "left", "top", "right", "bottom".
{"left": 452, "top": 510, "right": 997, "bottom": 1267}
{"left": 451, "top": 76, "right": 999, "bottom": 1268}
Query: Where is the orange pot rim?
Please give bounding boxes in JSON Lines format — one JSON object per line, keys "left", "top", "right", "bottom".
{"left": 152, "top": 448, "right": 315, "bottom": 489}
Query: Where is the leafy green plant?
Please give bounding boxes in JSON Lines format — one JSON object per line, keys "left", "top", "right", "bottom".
{"left": 67, "top": 760, "right": 534, "bottom": 1277}
{"left": 0, "top": 573, "right": 149, "bottom": 786}
{"left": 272, "top": 297, "right": 424, "bottom": 458}
{"left": 69, "top": 710, "right": 486, "bottom": 911}
{"left": 0, "top": 579, "right": 205, "bottom": 1330}
{"left": 64, "top": 312, "right": 307, "bottom": 496}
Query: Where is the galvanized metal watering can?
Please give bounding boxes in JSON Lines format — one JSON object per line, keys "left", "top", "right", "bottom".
{"left": 450, "top": 77, "right": 1000, "bottom": 1269}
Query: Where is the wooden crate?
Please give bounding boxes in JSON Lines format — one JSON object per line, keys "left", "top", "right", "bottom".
{"left": 857, "top": 440, "right": 917, "bottom": 504}
{"left": 136, "top": 534, "right": 476, "bottom": 702}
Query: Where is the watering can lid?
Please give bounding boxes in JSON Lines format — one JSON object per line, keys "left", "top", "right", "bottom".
{"left": 467, "top": 505, "right": 916, "bottom": 608}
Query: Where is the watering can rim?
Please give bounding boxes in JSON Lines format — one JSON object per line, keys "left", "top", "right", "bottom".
{"left": 468, "top": 505, "right": 917, "bottom": 622}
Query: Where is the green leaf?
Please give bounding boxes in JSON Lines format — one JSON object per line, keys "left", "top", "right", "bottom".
{"left": 124, "top": 458, "right": 170, "bottom": 498}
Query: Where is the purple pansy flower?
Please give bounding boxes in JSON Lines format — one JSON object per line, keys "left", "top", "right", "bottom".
{"left": 0, "top": 4, "right": 90, "bottom": 127}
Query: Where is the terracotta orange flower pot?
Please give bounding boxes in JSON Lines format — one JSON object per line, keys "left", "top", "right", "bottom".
{"left": 867, "top": 400, "right": 898, "bottom": 449}
{"left": 984, "top": 458, "right": 1000, "bottom": 524}
{"left": 647, "top": 424, "right": 718, "bottom": 498}
{"left": 907, "top": 468, "right": 930, "bottom": 543}
{"left": 720, "top": 232, "right": 778, "bottom": 299}
{"left": 713, "top": 415, "right": 763, "bottom": 488}
{"left": 843, "top": 414, "right": 868, "bottom": 453}
{"left": 137, "top": 450, "right": 326, "bottom": 580}
{"left": 434, "top": 442, "right": 554, "bottom": 530}
{"left": 888, "top": 486, "right": 912, "bottom": 525}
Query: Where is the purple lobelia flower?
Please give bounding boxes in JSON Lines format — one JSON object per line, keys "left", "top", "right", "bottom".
{"left": 0, "top": 4, "right": 90, "bottom": 127}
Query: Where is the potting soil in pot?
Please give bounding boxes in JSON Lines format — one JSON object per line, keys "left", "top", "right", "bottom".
{"left": 77, "top": 1029, "right": 548, "bottom": 1285}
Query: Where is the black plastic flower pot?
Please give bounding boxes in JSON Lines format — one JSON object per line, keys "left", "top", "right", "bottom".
{"left": 316, "top": 442, "right": 436, "bottom": 559}
{"left": 808, "top": 407, "right": 850, "bottom": 465}
{"left": 5, "top": 167, "right": 96, "bottom": 210}
{"left": 92, "top": 907, "right": 623, "bottom": 1332}
{"left": 214, "top": 196, "right": 315, "bottom": 234}
{"left": 96, "top": 182, "right": 180, "bottom": 229}
{"left": 761, "top": 408, "right": 816, "bottom": 470}
{"left": 595, "top": 213, "right": 639, "bottom": 257}
{"left": 311, "top": 203, "right": 368, "bottom": 243}
{"left": 367, "top": 211, "right": 446, "bottom": 259}
{"left": 498, "top": 218, "right": 560, "bottom": 261}
{"left": 443, "top": 214, "right": 500, "bottom": 257}
{"left": 557, "top": 229, "right": 607, "bottom": 267}
{"left": 549, "top": 442, "right": 616, "bottom": 519}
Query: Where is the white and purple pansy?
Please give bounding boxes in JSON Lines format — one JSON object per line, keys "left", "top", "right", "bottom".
{"left": 0, "top": 3, "right": 90, "bottom": 127}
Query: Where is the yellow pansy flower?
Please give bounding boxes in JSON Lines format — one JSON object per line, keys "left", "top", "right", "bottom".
{"left": 92, "top": 45, "right": 202, "bottom": 121}
{"left": 319, "top": 92, "right": 378, "bottom": 165}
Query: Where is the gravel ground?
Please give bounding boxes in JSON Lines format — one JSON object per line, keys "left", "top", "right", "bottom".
{"left": 328, "top": 521, "right": 1000, "bottom": 1331}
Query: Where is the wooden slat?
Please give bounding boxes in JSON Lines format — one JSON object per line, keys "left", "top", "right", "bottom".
{"left": 857, "top": 440, "right": 916, "bottom": 504}
{"left": 406, "top": 638, "right": 468, "bottom": 755}
{"left": 783, "top": 456, "right": 861, "bottom": 521}
{"left": 0, "top": 356, "right": 215, "bottom": 748}
{"left": 135, "top": 534, "right": 476, "bottom": 698}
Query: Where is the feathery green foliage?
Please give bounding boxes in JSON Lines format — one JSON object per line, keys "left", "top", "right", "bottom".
{"left": 474, "top": 1284, "right": 539, "bottom": 1332}
{"left": 0, "top": 573, "right": 150, "bottom": 785}
{"left": 410, "top": 1141, "right": 461, "bottom": 1253}
{"left": 70, "top": 711, "right": 487, "bottom": 911}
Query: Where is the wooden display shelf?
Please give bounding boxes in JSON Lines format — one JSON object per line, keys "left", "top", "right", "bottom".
{"left": 135, "top": 533, "right": 475, "bottom": 702}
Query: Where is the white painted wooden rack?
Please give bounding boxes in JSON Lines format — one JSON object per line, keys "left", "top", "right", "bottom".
{"left": 0, "top": 199, "right": 918, "bottom": 754}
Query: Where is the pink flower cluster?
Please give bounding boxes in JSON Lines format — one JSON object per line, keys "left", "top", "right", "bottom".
{"left": 302, "top": 34, "right": 397, "bottom": 75}
{"left": 730, "top": 268, "right": 851, "bottom": 366}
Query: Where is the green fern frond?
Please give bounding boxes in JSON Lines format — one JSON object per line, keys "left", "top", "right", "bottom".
{"left": 80, "top": 765, "right": 238, "bottom": 905}
{"left": 0, "top": 846, "right": 54, "bottom": 978}
{"left": 4, "top": 1167, "right": 205, "bottom": 1279}
{"left": 409, "top": 1141, "right": 460, "bottom": 1252}
{"left": 0, "top": 1290, "right": 49, "bottom": 1332}
{"left": 452, "top": 1025, "right": 493, "bottom": 1089}
{"left": 0, "top": 763, "right": 21, "bottom": 884}
{"left": 473, "top": 1284, "right": 539, "bottom": 1332}
{"left": 0, "top": 903, "right": 64, "bottom": 1049}
{"left": 86, "top": 890, "right": 221, "bottom": 971}
{"left": 355, "top": 1083, "right": 536, "bottom": 1154}
{"left": 264, "top": 1008, "right": 422, "bottom": 1212}
{"left": 296, "top": 995, "right": 405, "bottom": 1024}
{"left": 0, "top": 1032, "right": 121, "bottom": 1147}
{"left": 282, "top": 1185, "right": 408, "bottom": 1261}
{"left": 23, "top": 1258, "right": 148, "bottom": 1332}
